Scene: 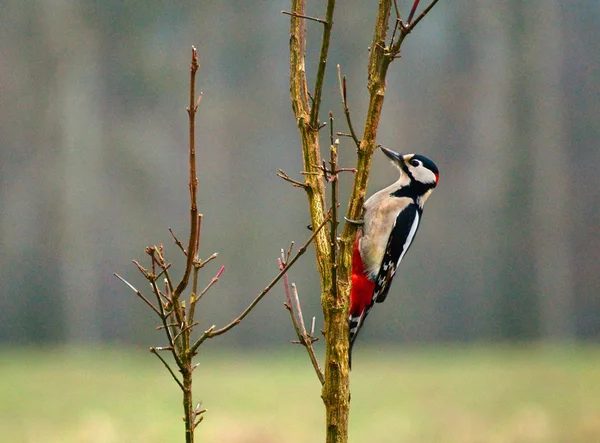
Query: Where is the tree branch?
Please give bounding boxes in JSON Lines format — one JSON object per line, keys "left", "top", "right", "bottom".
{"left": 309, "top": 1, "right": 336, "bottom": 129}
{"left": 280, "top": 255, "right": 325, "bottom": 385}
{"left": 113, "top": 273, "right": 162, "bottom": 318}
{"left": 406, "top": 0, "right": 421, "bottom": 24}
{"left": 337, "top": 65, "right": 361, "bottom": 148}
{"left": 190, "top": 213, "right": 331, "bottom": 354}
{"left": 281, "top": 10, "right": 328, "bottom": 25}
{"left": 407, "top": 0, "right": 440, "bottom": 30}
{"left": 150, "top": 347, "right": 184, "bottom": 390}
{"left": 174, "top": 46, "right": 200, "bottom": 299}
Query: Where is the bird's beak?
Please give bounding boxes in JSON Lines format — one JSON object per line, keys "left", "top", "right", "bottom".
{"left": 379, "top": 146, "right": 404, "bottom": 164}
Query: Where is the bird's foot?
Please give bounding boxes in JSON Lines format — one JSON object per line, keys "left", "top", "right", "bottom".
{"left": 344, "top": 216, "right": 364, "bottom": 226}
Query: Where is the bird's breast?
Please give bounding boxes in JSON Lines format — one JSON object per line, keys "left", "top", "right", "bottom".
{"left": 359, "top": 195, "right": 414, "bottom": 278}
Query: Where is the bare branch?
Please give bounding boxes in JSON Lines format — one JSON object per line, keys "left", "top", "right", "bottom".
{"left": 132, "top": 259, "right": 150, "bottom": 279}
{"left": 150, "top": 279, "right": 183, "bottom": 364}
{"left": 196, "top": 266, "right": 225, "bottom": 302}
{"left": 285, "top": 242, "right": 295, "bottom": 263}
{"left": 190, "top": 212, "right": 331, "bottom": 353}
{"left": 292, "top": 286, "right": 323, "bottom": 357}
{"left": 173, "top": 321, "right": 200, "bottom": 343}
{"left": 337, "top": 65, "right": 361, "bottom": 147}
{"left": 279, "top": 256, "right": 324, "bottom": 385}
{"left": 329, "top": 127, "right": 339, "bottom": 304}
{"left": 407, "top": 0, "right": 439, "bottom": 30}
{"left": 392, "top": 0, "right": 402, "bottom": 20}
{"left": 174, "top": 46, "right": 200, "bottom": 299}
{"left": 278, "top": 169, "right": 308, "bottom": 189}
{"left": 389, "top": 0, "right": 403, "bottom": 47}
{"left": 114, "top": 273, "right": 163, "bottom": 317}
{"left": 194, "top": 214, "right": 203, "bottom": 261}
{"left": 169, "top": 228, "right": 187, "bottom": 256}
{"left": 196, "top": 252, "right": 219, "bottom": 270}
{"left": 281, "top": 10, "right": 328, "bottom": 25}
{"left": 407, "top": 0, "right": 421, "bottom": 24}
{"left": 150, "top": 347, "right": 184, "bottom": 390}
{"left": 309, "top": 1, "right": 336, "bottom": 128}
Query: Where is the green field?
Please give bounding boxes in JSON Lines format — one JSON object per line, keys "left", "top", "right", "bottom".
{"left": 1, "top": 344, "right": 599, "bottom": 443}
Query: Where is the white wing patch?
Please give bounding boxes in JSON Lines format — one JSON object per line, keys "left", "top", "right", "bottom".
{"left": 397, "top": 211, "right": 420, "bottom": 267}
{"left": 372, "top": 205, "right": 421, "bottom": 303}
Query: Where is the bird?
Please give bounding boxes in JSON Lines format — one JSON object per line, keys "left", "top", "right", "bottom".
{"left": 348, "top": 146, "right": 439, "bottom": 365}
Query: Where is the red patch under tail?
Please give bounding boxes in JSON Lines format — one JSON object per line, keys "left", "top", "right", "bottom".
{"left": 350, "top": 232, "right": 375, "bottom": 318}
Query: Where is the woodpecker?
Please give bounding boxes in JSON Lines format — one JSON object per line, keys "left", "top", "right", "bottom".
{"left": 349, "top": 146, "right": 439, "bottom": 365}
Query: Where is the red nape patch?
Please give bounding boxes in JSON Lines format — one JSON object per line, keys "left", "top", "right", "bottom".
{"left": 435, "top": 173, "right": 440, "bottom": 184}
{"left": 350, "top": 233, "right": 375, "bottom": 315}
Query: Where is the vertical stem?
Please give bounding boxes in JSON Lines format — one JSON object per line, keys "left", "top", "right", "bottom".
{"left": 289, "top": 2, "right": 350, "bottom": 441}
{"left": 181, "top": 45, "right": 200, "bottom": 443}
{"left": 329, "top": 115, "right": 338, "bottom": 301}
{"left": 175, "top": 47, "right": 200, "bottom": 299}
{"left": 324, "top": 114, "right": 349, "bottom": 443}
{"left": 289, "top": 0, "right": 439, "bottom": 441}
{"left": 288, "top": 0, "right": 332, "bottom": 287}
{"left": 310, "top": 1, "right": 336, "bottom": 128}
{"left": 339, "top": 0, "right": 393, "bottom": 258}
{"left": 332, "top": 3, "right": 393, "bottom": 436}
{"left": 183, "top": 365, "right": 194, "bottom": 443}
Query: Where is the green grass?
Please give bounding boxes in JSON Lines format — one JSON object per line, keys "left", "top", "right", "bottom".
{"left": 1, "top": 344, "right": 600, "bottom": 442}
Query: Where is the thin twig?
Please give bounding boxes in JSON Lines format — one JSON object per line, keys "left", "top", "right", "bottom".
{"left": 285, "top": 242, "right": 295, "bottom": 263}
{"left": 390, "top": 0, "right": 439, "bottom": 57}
{"left": 279, "top": 260, "right": 324, "bottom": 385}
{"left": 292, "top": 292, "right": 325, "bottom": 385}
{"left": 337, "top": 65, "right": 361, "bottom": 147}
{"left": 173, "top": 321, "right": 200, "bottom": 343}
{"left": 196, "top": 252, "right": 219, "bottom": 270}
{"left": 190, "top": 212, "right": 331, "bottom": 354}
{"left": 150, "top": 279, "right": 183, "bottom": 367}
{"left": 190, "top": 265, "right": 200, "bottom": 323}
{"left": 329, "top": 126, "right": 339, "bottom": 304}
{"left": 389, "top": 0, "right": 403, "bottom": 47}
{"left": 309, "top": 1, "right": 336, "bottom": 129}
{"left": 169, "top": 228, "right": 187, "bottom": 256}
{"left": 281, "top": 10, "right": 328, "bottom": 25}
{"left": 163, "top": 266, "right": 175, "bottom": 300}
{"left": 407, "top": 0, "right": 439, "bottom": 30}
{"left": 114, "top": 273, "right": 162, "bottom": 317}
{"left": 291, "top": 284, "right": 309, "bottom": 339}
{"left": 406, "top": 0, "right": 421, "bottom": 24}
{"left": 132, "top": 260, "right": 150, "bottom": 279}
{"left": 174, "top": 45, "right": 200, "bottom": 299}
{"left": 277, "top": 169, "right": 308, "bottom": 189}
{"left": 194, "top": 214, "right": 203, "bottom": 261}
{"left": 393, "top": 0, "right": 402, "bottom": 20}
{"left": 196, "top": 266, "right": 225, "bottom": 302}
{"left": 151, "top": 347, "right": 184, "bottom": 390}
{"left": 155, "top": 262, "right": 172, "bottom": 280}
{"left": 156, "top": 322, "right": 180, "bottom": 331}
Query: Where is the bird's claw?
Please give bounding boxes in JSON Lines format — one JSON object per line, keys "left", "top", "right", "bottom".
{"left": 344, "top": 217, "right": 364, "bottom": 226}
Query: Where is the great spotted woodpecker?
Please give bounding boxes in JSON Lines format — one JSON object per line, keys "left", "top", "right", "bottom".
{"left": 349, "top": 146, "right": 439, "bottom": 364}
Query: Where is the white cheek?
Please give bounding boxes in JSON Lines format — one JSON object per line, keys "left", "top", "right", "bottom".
{"left": 415, "top": 168, "right": 436, "bottom": 183}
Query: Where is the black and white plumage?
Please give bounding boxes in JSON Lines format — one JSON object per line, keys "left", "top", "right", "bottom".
{"left": 349, "top": 146, "right": 439, "bottom": 363}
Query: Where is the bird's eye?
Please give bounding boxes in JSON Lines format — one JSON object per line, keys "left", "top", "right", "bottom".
{"left": 409, "top": 159, "right": 422, "bottom": 167}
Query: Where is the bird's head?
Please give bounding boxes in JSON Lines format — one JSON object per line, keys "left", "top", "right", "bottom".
{"left": 380, "top": 146, "right": 439, "bottom": 188}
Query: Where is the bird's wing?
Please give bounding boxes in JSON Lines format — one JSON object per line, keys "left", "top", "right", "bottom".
{"left": 373, "top": 203, "right": 421, "bottom": 303}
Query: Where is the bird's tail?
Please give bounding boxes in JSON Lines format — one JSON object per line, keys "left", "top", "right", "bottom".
{"left": 348, "top": 232, "right": 375, "bottom": 368}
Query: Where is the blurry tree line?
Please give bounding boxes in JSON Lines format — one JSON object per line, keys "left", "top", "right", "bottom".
{"left": 1, "top": 1, "right": 598, "bottom": 347}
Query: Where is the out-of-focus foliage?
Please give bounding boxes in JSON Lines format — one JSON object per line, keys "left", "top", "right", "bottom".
{"left": 1, "top": 1, "right": 598, "bottom": 345}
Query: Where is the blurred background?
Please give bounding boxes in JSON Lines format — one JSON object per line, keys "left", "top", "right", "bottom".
{"left": 1, "top": 1, "right": 599, "bottom": 442}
